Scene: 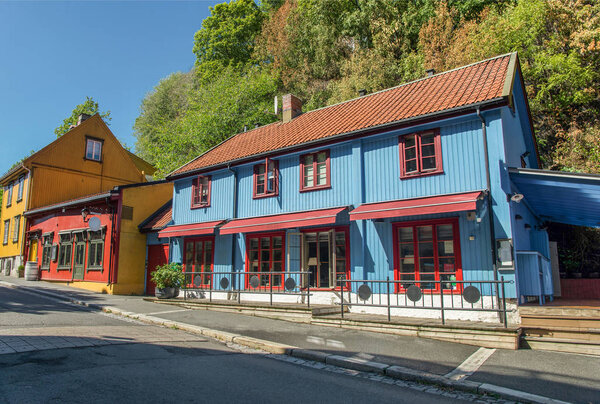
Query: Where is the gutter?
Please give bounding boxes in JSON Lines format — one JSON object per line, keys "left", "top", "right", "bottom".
{"left": 23, "top": 192, "right": 112, "bottom": 217}
{"left": 167, "top": 97, "right": 508, "bottom": 180}
{"left": 227, "top": 163, "right": 238, "bottom": 278}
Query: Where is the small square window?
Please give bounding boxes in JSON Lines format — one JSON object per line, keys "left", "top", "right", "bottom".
{"left": 399, "top": 130, "right": 443, "bottom": 179}
{"left": 300, "top": 150, "right": 330, "bottom": 191}
{"left": 86, "top": 138, "right": 103, "bottom": 161}
{"left": 254, "top": 158, "right": 278, "bottom": 198}
{"left": 191, "top": 175, "right": 211, "bottom": 208}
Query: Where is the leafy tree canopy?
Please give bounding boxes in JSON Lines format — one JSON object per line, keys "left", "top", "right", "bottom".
{"left": 54, "top": 97, "right": 111, "bottom": 138}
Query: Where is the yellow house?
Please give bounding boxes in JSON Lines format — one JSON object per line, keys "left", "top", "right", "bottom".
{"left": 0, "top": 114, "right": 156, "bottom": 277}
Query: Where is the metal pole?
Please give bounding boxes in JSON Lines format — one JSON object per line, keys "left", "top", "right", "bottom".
{"left": 501, "top": 276, "right": 508, "bottom": 328}
{"left": 238, "top": 271, "right": 241, "bottom": 304}
{"left": 440, "top": 280, "right": 445, "bottom": 325}
{"left": 209, "top": 275, "right": 212, "bottom": 302}
{"left": 386, "top": 276, "right": 391, "bottom": 322}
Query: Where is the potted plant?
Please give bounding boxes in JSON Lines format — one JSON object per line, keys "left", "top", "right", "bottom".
{"left": 151, "top": 263, "right": 185, "bottom": 299}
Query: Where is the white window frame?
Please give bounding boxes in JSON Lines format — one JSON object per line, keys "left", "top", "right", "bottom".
{"left": 86, "top": 138, "right": 103, "bottom": 161}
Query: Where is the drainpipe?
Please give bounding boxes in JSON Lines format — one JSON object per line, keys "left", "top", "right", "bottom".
{"left": 20, "top": 165, "right": 32, "bottom": 263}
{"left": 477, "top": 107, "right": 502, "bottom": 318}
{"left": 227, "top": 164, "right": 238, "bottom": 285}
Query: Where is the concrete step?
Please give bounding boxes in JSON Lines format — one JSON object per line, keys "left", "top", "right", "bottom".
{"left": 519, "top": 305, "right": 600, "bottom": 318}
{"left": 521, "top": 336, "right": 600, "bottom": 356}
{"left": 522, "top": 327, "right": 600, "bottom": 342}
{"left": 312, "top": 316, "right": 520, "bottom": 350}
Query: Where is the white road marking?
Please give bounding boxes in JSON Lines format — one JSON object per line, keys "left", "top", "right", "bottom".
{"left": 306, "top": 336, "right": 346, "bottom": 349}
{"left": 143, "top": 309, "right": 188, "bottom": 316}
{"left": 445, "top": 347, "right": 496, "bottom": 381}
{"left": 326, "top": 339, "right": 346, "bottom": 349}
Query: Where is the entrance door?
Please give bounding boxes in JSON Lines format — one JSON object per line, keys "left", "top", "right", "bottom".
{"left": 184, "top": 238, "right": 214, "bottom": 287}
{"left": 304, "top": 231, "right": 334, "bottom": 288}
{"left": 73, "top": 232, "right": 86, "bottom": 280}
{"left": 147, "top": 244, "right": 169, "bottom": 295}
{"left": 28, "top": 238, "right": 38, "bottom": 262}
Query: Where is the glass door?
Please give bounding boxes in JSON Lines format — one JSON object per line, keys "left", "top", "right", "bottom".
{"left": 304, "top": 230, "right": 333, "bottom": 288}
{"left": 184, "top": 238, "right": 213, "bottom": 287}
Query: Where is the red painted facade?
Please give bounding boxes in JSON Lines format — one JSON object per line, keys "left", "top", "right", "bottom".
{"left": 26, "top": 198, "right": 117, "bottom": 284}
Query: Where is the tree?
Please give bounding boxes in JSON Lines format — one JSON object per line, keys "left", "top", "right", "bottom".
{"left": 54, "top": 97, "right": 111, "bottom": 137}
{"left": 193, "top": 0, "right": 265, "bottom": 82}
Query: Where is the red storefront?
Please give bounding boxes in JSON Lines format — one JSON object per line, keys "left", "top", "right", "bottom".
{"left": 25, "top": 192, "right": 117, "bottom": 286}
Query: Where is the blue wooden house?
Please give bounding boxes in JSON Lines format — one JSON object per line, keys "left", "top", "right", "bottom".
{"left": 150, "top": 53, "right": 600, "bottom": 322}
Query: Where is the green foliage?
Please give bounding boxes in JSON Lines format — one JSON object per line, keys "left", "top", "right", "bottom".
{"left": 150, "top": 262, "right": 185, "bottom": 289}
{"left": 193, "top": 0, "right": 265, "bottom": 82}
{"left": 54, "top": 97, "right": 111, "bottom": 138}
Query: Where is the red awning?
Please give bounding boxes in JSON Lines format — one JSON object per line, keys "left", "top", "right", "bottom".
{"left": 158, "top": 220, "right": 224, "bottom": 238}
{"left": 219, "top": 207, "right": 347, "bottom": 235}
{"left": 349, "top": 191, "right": 483, "bottom": 221}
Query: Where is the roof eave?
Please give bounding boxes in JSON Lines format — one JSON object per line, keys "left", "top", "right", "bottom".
{"left": 24, "top": 191, "right": 113, "bottom": 217}
{"left": 168, "top": 96, "right": 508, "bottom": 180}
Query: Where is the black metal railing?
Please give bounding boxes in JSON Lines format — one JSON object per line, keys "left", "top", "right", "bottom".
{"left": 338, "top": 277, "right": 513, "bottom": 327}
{"left": 181, "top": 271, "right": 311, "bottom": 307}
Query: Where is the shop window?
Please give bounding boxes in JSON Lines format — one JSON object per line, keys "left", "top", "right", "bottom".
{"left": 394, "top": 219, "right": 461, "bottom": 292}
{"left": 399, "top": 130, "right": 443, "bottom": 178}
{"left": 12, "top": 215, "right": 20, "bottom": 243}
{"left": 253, "top": 158, "right": 278, "bottom": 198}
{"left": 87, "top": 230, "right": 104, "bottom": 269}
{"left": 3, "top": 219, "right": 9, "bottom": 245}
{"left": 300, "top": 150, "right": 330, "bottom": 191}
{"left": 184, "top": 238, "right": 214, "bottom": 287}
{"left": 85, "top": 138, "right": 103, "bottom": 161}
{"left": 246, "top": 233, "right": 284, "bottom": 288}
{"left": 58, "top": 233, "right": 73, "bottom": 270}
{"left": 41, "top": 233, "right": 53, "bottom": 270}
{"left": 191, "top": 175, "right": 211, "bottom": 208}
{"left": 302, "top": 228, "right": 349, "bottom": 289}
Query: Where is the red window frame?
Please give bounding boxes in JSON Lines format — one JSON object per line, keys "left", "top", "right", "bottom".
{"left": 244, "top": 232, "right": 285, "bottom": 289}
{"left": 392, "top": 217, "right": 462, "bottom": 294}
{"left": 191, "top": 175, "right": 211, "bottom": 208}
{"left": 300, "top": 226, "right": 350, "bottom": 291}
{"left": 299, "top": 150, "right": 331, "bottom": 192}
{"left": 399, "top": 129, "right": 443, "bottom": 179}
{"left": 183, "top": 236, "right": 215, "bottom": 288}
{"left": 253, "top": 158, "right": 279, "bottom": 199}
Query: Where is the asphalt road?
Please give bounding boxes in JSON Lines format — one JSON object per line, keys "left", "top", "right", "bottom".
{"left": 0, "top": 287, "right": 486, "bottom": 404}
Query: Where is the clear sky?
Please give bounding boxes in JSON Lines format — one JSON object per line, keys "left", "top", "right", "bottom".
{"left": 0, "top": 0, "right": 220, "bottom": 175}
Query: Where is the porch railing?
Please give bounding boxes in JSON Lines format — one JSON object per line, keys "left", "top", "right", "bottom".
{"left": 181, "top": 271, "right": 311, "bottom": 307}
{"left": 337, "top": 277, "right": 513, "bottom": 327}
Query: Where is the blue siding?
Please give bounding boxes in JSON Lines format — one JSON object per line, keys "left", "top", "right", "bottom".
{"left": 172, "top": 170, "right": 233, "bottom": 225}
{"left": 363, "top": 119, "right": 486, "bottom": 202}
{"left": 236, "top": 142, "right": 355, "bottom": 218}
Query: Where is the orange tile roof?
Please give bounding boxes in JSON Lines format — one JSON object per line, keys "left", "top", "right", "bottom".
{"left": 140, "top": 201, "right": 172, "bottom": 232}
{"left": 170, "top": 53, "right": 514, "bottom": 177}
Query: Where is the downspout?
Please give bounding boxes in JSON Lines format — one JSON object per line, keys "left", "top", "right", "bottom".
{"left": 111, "top": 191, "right": 123, "bottom": 290}
{"left": 477, "top": 107, "right": 501, "bottom": 317}
{"left": 227, "top": 164, "right": 238, "bottom": 287}
{"left": 20, "top": 166, "right": 32, "bottom": 260}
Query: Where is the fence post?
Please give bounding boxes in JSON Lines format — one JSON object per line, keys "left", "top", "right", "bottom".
{"left": 270, "top": 274, "right": 273, "bottom": 306}
{"left": 501, "top": 276, "right": 508, "bottom": 328}
{"left": 340, "top": 278, "right": 345, "bottom": 319}
{"left": 307, "top": 274, "right": 310, "bottom": 308}
{"left": 209, "top": 273, "right": 212, "bottom": 302}
{"left": 386, "top": 276, "right": 391, "bottom": 322}
{"left": 440, "top": 280, "right": 445, "bottom": 325}
{"left": 238, "top": 271, "right": 241, "bottom": 304}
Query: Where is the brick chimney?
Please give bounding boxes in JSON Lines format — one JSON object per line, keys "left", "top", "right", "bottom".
{"left": 282, "top": 94, "right": 302, "bottom": 123}
{"left": 77, "top": 113, "right": 91, "bottom": 125}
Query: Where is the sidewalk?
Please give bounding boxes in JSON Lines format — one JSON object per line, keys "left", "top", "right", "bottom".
{"left": 1, "top": 276, "right": 598, "bottom": 404}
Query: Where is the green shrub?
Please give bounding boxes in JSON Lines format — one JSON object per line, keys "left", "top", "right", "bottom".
{"left": 150, "top": 263, "right": 185, "bottom": 289}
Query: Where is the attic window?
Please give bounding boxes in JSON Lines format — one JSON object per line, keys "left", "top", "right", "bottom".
{"left": 86, "top": 138, "right": 103, "bottom": 162}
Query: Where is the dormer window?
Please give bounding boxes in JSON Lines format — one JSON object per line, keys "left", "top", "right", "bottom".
{"left": 86, "top": 137, "right": 103, "bottom": 161}
{"left": 399, "top": 129, "right": 443, "bottom": 178}
{"left": 254, "top": 158, "right": 278, "bottom": 198}
{"left": 191, "top": 175, "right": 211, "bottom": 208}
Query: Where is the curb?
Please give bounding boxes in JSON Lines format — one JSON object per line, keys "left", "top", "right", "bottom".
{"left": 2, "top": 280, "right": 571, "bottom": 404}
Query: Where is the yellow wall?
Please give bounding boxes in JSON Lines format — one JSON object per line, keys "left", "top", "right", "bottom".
{"left": 27, "top": 115, "right": 147, "bottom": 210}
{"left": 114, "top": 182, "right": 173, "bottom": 295}
{"left": 0, "top": 172, "right": 29, "bottom": 259}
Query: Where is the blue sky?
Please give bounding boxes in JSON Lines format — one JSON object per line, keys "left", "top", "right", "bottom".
{"left": 0, "top": 0, "right": 220, "bottom": 175}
